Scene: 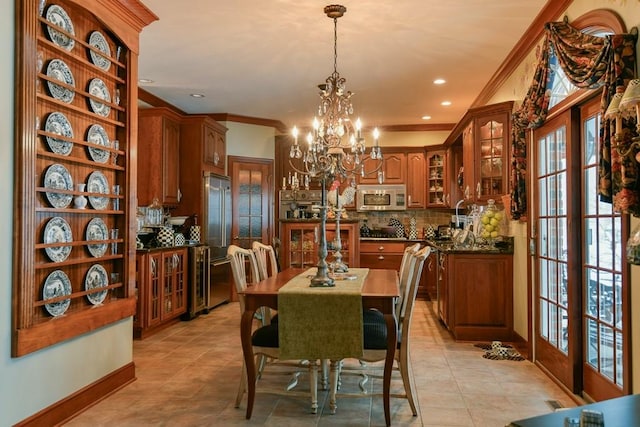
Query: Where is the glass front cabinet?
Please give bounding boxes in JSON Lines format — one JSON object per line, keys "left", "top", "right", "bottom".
{"left": 281, "top": 221, "right": 360, "bottom": 269}
{"left": 461, "top": 101, "right": 514, "bottom": 203}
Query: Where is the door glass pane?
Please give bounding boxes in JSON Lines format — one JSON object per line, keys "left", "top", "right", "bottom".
{"left": 548, "top": 175, "right": 557, "bottom": 216}
{"left": 616, "top": 330, "right": 624, "bottom": 385}
{"left": 614, "top": 217, "right": 622, "bottom": 271}
{"left": 600, "top": 324, "right": 614, "bottom": 380}
{"left": 540, "top": 259, "right": 548, "bottom": 298}
{"left": 549, "top": 305, "right": 559, "bottom": 346}
{"left": 586, "top": 268, "right": 598, "bottom": 317}
{"left": 548, "top": 218, "right": 558, "bottom": 259}
{"left": 238, "top": 217, "right": 249, "bottom": 238}
{"left": 539, "top": 178, "right": 548, "bottom": 216}
{"left": 558, "top": 171, "right": 567, "bottom": 215}
{"left": 587, "top": 318, "right": 597, "bottom": 368}
{"left": 560, "top": 307, "right": 568, "bottom": 353}
{"left": 549, "top": 260, "right": 558, "bottom": 303}
{"left": 540, "top": 300, "right": 549, "bottom": 339}
{"left": 585, "top": 218, "right": 597, "bottom": 266}
{"left": 584, "top": 167, "right": 597, "bottom": 215}
{"left": 539, "top": 218, "right": 548, "bottom": 257}
{"left": 539, "top": 135, "right": 548, "bottom": 175}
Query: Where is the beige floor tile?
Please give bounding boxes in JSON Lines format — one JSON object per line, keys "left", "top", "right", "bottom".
{"left": 65, "top": 300, "right": 576, "bottom": 426}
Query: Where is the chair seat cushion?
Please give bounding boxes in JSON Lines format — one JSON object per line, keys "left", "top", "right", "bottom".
{"left": 252, "top": 324, "right": 279, "bottom": 348}
{"left": 362, "top": 309, "right": 401, "bottom": 350}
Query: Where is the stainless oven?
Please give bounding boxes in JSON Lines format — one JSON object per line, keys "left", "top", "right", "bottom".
{"left": 356, "top": 184, "right": 407, "bottom": 211}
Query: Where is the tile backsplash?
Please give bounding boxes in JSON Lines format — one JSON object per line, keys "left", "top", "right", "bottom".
{"left": 350, "top": 210, "right": 453, "bottom": 236}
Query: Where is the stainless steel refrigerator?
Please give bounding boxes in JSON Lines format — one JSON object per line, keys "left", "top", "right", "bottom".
{"left": 204, "top": 173, "right": 233, "bottom": 308}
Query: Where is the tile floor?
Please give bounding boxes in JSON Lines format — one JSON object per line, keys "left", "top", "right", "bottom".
{"left": 65, "top": 301, "right": 576, "bottom": 426}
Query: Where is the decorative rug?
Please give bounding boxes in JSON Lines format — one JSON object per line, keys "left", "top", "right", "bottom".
{"left": 474, "top": 342, "right": 525, "bottom": 361}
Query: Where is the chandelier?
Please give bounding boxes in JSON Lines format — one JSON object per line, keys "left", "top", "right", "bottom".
{"left": 289, "top": 4, "right": 383, "bottom": 287}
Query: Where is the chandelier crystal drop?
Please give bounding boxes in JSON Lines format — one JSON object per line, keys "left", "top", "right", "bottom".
{"left": 289, "top": 4, "right": 384, "bottom": 287}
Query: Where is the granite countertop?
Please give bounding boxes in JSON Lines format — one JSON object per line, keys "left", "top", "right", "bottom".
{"left": 425, "top": 236, "right": 514, "bottom": 255}
{"left": 279, "top": 218, "right": 361, "bottom": 223}
{"left": 136, "top": 242, "right": 203, "bottom": 253}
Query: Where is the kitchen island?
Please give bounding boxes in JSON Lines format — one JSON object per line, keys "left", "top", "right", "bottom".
{"left": 428, "top": 237, "right": 514, "bottom": 341}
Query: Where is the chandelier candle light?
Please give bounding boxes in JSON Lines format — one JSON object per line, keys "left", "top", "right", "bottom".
{"left": 289, "top": 4, "right": 383, "bottom": 287}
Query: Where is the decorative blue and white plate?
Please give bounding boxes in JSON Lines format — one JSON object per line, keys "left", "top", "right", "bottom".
{"left": 43, "top": 269, "right": 72, "bottom": 317}
{"left": 44, "top": 163, "right": 73, "bottom": 208}
{"left": 86, "top": 217, "right": 108, "bottom": 257}
{"left": 45, "top": 4, "right": 75, "bottom": 51}
{"left": 87, "top": 170, "right": 109, "bottom": 210}
{"left": 88, "top": 78, "right": 111, "bottom": 117}
{"left": 44, "top": 112, "right": 73, "bottom": 156}
{"left": 85, "top": 264, "right": 108, "bottom": 305}
{"left": 88, "top": 31, "right": 111, "bottom": 71}
{"left": 46, "top": 58, "right": 75, "bottom": 103}
{"left": 86, "top": 124, "right": 110, "bottom": 163}
{"left": 43, "top": 216, "right": 73, "bottom": 262}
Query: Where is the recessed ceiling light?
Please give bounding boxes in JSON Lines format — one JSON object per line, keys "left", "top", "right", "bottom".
{"left": 441, "top": 101, "right": 452, "bottom": 106}
{"left": 433, "top": 78, "right": 446, "bottom": 85}
{"left": 422, "top": 115, "right": 432, "bottom": 120}
{"left": 138, "top": 78, "right": 154, "bottom": 84}
{"left": 190, "top": 93, "right": 205, "bottom": 98}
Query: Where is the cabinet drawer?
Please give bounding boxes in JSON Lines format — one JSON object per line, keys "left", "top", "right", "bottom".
{"left": 360, "top": 254, "right": 403, "bottom": 270}
{"left": 360, "top": 241, "right": 407, "bottom": 253}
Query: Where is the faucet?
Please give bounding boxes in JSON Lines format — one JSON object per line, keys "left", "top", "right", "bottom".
{"left": 455, "top": 199, "right": 465, "bottom": 228}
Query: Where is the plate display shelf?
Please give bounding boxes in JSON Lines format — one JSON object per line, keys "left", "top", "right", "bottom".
{"left": 12, "top": 0, "right": 158, "bottom": 357}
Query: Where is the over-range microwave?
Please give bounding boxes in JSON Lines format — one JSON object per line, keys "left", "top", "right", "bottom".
{"left": 356, "top": 184, "right": 407, "bottom": 211}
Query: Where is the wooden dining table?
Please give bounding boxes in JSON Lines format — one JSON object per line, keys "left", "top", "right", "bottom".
{"left": 239, "top": 267, "right": 400, "bottom": 426}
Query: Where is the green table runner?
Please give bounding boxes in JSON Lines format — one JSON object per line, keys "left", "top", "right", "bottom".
{"left": 278, "top": 268, "right": 368, "bottom": 360}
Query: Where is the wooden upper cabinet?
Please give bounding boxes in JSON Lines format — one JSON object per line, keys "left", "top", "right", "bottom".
{"left": 425, "top": 149, "right": 447, "bottom": 208}
{"left": 406, "top": 151, "right": 426, "bottom": 208}
{"left": 359, "top": 151, "right": 406, "bottom": 184}
{"left": 458, "top": 101, "right": 513, "bottom": 203}
{"left": 138, "top": 108, "right": 181, "bottom": 206}
{"left": 177, "top": 115, "right": 228, "bottom": 219}
{"left": 202, "top": 120, "right": 227, "bottom": 174}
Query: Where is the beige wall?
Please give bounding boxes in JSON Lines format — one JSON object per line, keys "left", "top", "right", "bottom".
{"left": 224, "top": 121, "right": 275, "bottom": 160}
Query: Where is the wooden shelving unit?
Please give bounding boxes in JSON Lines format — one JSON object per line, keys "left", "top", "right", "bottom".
{"left": 12, "top": 0, "right": 156, "bottom": 357}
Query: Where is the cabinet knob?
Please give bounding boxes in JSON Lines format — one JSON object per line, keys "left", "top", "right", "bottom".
{"left": 378, "top": 255, "right": 385, "bottom": 260}
{"left": 378, "top": 246, "right": 384, "bottom": 251}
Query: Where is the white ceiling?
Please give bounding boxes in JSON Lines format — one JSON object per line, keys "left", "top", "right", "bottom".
{"left": 137, "top": 0, "right": 548, "bottom": 129}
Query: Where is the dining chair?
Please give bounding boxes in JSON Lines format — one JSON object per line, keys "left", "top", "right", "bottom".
{"left": 252, "top": 241, "right": 279, "bottom": 281}
{"left": 228, "top": 245, "right": 320, "bottom": 414}
{"left": 329, "top": 246, "right": 431, "bottom": 416}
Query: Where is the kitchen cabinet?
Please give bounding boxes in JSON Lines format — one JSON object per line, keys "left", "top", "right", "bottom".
{"left": 438, "top": 251, "right": 513, "bottom": 341}
{"left": 12, "top": 0, "right": 154, "bottom": 356}
{"left": 406, "top": 151, "right": 426, "bottom": 209}
{"left": 135, "top": 247, "right": 188, "bottom": 339}
{"left": 177, "top": 115, "right": 228, "bottom": 218}
{"left": 359, "top": 241, "right": 407, "bottom": 270}
{"left": 359, "top": 151, "right": 405, "bottom": 184}
{"left": 138, "top": 108, "right": 182, "bottom": 206}
{"left": 461, "top": 101, "right": 513, "bottom": 203}
{"left": 425, "top": 149, "right": 447, "bottom": 207}
{"left": 280, "top": 220, "right": 360, "bottom": 269}
{"left": 436, "top": 251, "right": 450, "bottom": 327}
{"left": 417, "top": 248, "right": 438, "bottom": 300}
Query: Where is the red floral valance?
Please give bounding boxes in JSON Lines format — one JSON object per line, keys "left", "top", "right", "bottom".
{"left": 510, "top": 21, "right": 638, "bottom": 219}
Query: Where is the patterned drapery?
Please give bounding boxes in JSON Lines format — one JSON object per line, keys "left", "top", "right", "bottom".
{"left": 510, "top": 21, "right": 638, "bottom": 219}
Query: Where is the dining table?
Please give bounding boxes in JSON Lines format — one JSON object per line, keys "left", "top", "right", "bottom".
{"left": 239, "top": 267, "right": 400, "bottom": 426}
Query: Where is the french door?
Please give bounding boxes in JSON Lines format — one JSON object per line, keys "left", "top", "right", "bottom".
{"left": 533, "top": 110, "right": 580, "bottom": 391}
{"left": 532, "top": 98, "right": 629, "bottom": 400}
{"left": 579, "top": 100, "right": 628, "bottom": 401}
{"left": 228, "top": 156, "right": 273, "bottom": 249}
